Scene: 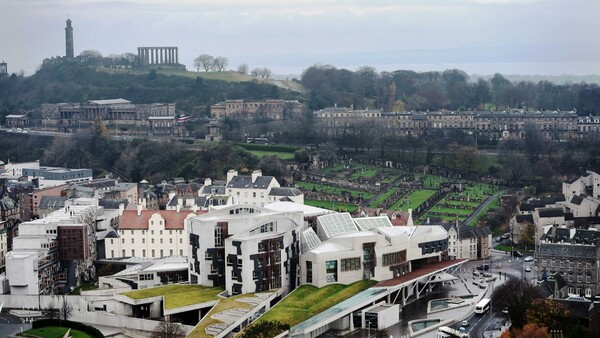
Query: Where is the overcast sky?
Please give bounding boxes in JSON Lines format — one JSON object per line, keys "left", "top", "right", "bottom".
{"left": 2, "top": 0, "right": 599, "bottom": 76}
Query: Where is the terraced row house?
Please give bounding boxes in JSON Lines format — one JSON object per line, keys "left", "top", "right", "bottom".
{"left": 313, "top": 106, "right": 593, "bottom": 141}
{"left": 210, "top": 99, "right": 304, "bottom": 120}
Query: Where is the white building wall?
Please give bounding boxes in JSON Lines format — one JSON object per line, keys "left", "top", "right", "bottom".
{"left": 104, "top": 214, "right": 191, "bottom": 259}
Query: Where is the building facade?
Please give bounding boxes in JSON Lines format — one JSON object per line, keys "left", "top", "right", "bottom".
{"left": 5, "top": 199, "right": 97, "bottom": 295}
{"left": 41, "top": 99, "right": 186, "bottom": 136}
{"left": 537, "top": 227, "right": 600, "bottom": 298}
{"left": 210, "top": 99, "right": 303, "bottom": 120}
{"left": 313, "top": 107, "right": 589, "bottom": 141}
{"left": 105, "top": 207, "right": 200, "bottom": 259}
{"left": 188, "top": 205, "right": 303, "bottom": 296}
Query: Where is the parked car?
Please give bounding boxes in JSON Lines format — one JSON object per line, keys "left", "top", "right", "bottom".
{"left": 461, "top": 320, "right": 470, "bottom": 327}
{"left": 524, "top": 256, "right": 534, "bottom": 262}
{"left": 495, "top": 237, "right": 502, "bottom": 242}
{"left": 477, "top": 264, "right": 491, "bottom": 271}
{"left": 525, "top": 266, "right": 531, "bottom": 272}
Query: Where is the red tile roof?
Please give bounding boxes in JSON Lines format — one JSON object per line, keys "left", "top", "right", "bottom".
{"left": 119, "top": 209, "right": 206, "bottom": 230}
{"left": 375, "top": 259, "right": 468, "bottom": 287}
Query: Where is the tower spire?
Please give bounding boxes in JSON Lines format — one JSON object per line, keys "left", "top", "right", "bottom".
{"left": 65, "top": 18, "right": 74, "bottom": 58}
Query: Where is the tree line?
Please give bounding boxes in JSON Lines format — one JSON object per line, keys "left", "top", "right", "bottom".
{"left": 300, "top": 65, "right": 600, "bottom": 114}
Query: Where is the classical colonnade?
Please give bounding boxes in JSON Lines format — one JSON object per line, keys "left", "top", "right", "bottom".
{"left": 137, "top": 47, "right": 179, "bottom": 65}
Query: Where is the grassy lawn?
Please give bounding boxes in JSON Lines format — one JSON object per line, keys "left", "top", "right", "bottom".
{"left": 295, "top": 182, "right": 374, "bottom": 199}
{"left": 121, "top": 285, "right": 224, "bottom": 310}
{"left": 351, "top": 167, "right": 378, "bottom": 180}
{"left": 391, "top": 189, "right": 437, "bottom": 212}
{"left": 189, "top": 292, "right": 265, "bottom": 338}
{"left": 246, "top": 150, "right": 295, "bottom": 160}
{"left": 467, "top": 195, "right": 500, "bottom": 226}
{"left": 24, "top": 327, "right": 92, "bottom": 338}
{"left": 304, "top": 200, "right": 358, "bottom": 212}
{"left": 254, "top": 280, "right": 377, "bottom": 329}
{"left": 368, "top": 187, "right": 399, "bottom": 208}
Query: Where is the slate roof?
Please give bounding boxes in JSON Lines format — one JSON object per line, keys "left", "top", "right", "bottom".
{"left": 571, "top": 195, "right": 584, "bottom": 205}
{"left": 573, "top": 229, "right": 600, "bottom": 244}
{"left": 516, "top": 214, "right": 534, "bottom": 223}
{"left": 538, "top": 243, "right": 597, "bottom": 259}
{"left": 99, "top": 199, "right": 129, "bottom": 210}
{"left": 167, "top": 196, "right": 208, "bottom": 208}
{"left": 542, "top": 227, "right": 571, "bottom": 242}
{"left": 536, "top": 273, "right": 567, "bottom": 298}
{"left": 538, "top": 208, "right": 565, "bottom": 218}
{"left": 269, "top": 187, "right": 303, "bottom": 197}
{"left": 226, "top": 175, "right": 275, "bottom": 189}
{"left": 474, "top": 226, "right": 492, "bottom": 237}
{"left": 565, "top": 177, "right": 580, "bottom": 184}
{"left": 519, "top": 203, "right": 535, "bottom": 212}
{"left": 39, "top": 196, "right": 67, "bottom": 210}
{"left": 556, "top": 299, "right": 592, "bottom": 319}
{"left": 200, "top": 185, "right": 226, "bottom": 195}
{"left": 440, "top": 223, "right": 477, "bottom": 239}
{"left": 79, "top": 178, "right": 116, "bottom": 189}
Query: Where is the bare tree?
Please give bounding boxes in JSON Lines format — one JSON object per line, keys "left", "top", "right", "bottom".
{"left": 251, "top": 67, "right": 272, "bottom": 79}
{"left": 212, "top": 56, "right": 229, "bottom": 72}
{"left": 152, "top": 319, "right": 186, "bottom": 338}
{"left": 237, "top": 63, "right": 249, "bottom": 74}
{"left": 194, "top": 54, "right": 214, "bottom": 72}
{"left": 59, "top": 296, "right": 73, "bottom": 321}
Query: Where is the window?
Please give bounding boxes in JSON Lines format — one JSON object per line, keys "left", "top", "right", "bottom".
{"left": 111, "top": 250, "right": 114, "bottom": 258}
{"left": 131, "top": 230, "right": 134, "bottom": 235}
{"left": 142, "top": 238, "right": 145, "bottom": 244}
{"left": 383, "top": 251, "right": 406, "bottom": 266}
{"left": 151, "top": 238, "right": 154, "bottom": 244}
{"left": 122, "top": 238, "right": 125, "bottom": 244}
{"left": 306, "top": 261, "right": 313, "bottom": 283}
{"left": 341, "top": 258, "right": 361, "bottom": 271}
{"left": 179, "top": 238, "right": 182, "bottom": 243}
{"left": 131, "top": 249, "right": 135, "bottom": 256}
{"left": 152, "top": 249, "right": 155, "bottom": 257}
{"left": 160, "top": 250, "right": 163, "bottom": 257}
{"left": 180, "top": 250, "right": 183, "bottom": 256}
{"left": 170, "top": 249, "right": 173, "bottom": 256}
{"left": 586, "top": 275, "right": 591, "bottom": 283}
{"left": 325, "top": 260, "right": 338, "bottom": 282}
{"left": 131, "top": 238, "right": 134, "bottom": 244}
{"left": 122, "top": 249, "right": 125, "bottom": 257}
{"left": 170, "top": 238, "right": 173, "bottom": 243}
{"left": 160, "top": 230, "right": 163, "bottom": 235}
{"left": 142, "top": 249, "right": 146, "bottom": 257}
{"left": 110, "top": 239, "right": 113, "bottom": 244}
{"left": 160, "top": 239, "right": 163, "bottom": 244}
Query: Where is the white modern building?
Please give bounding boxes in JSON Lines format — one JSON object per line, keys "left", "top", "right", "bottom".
{"left": 300, "top": 213, "right": 448, "bottom": 287}
{"left": 5, "top": 198, "right": 97, "bottom": 295}
{"left": 105, "top": 206, "right": 201, "bottom": 259}
{"left": 188, "top": 204, "right": 304, "bottom": 296}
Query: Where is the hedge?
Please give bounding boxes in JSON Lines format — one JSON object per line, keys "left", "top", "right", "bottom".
{"left": 238, "top": 143, "right": 299, "bottom": 153}
{"left": 32, "top": 319, "right": 105, "bottom": 338}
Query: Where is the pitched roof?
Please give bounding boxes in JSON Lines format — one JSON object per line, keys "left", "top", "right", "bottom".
{"left": 269, "top": 187, "right": 303, "bottom": 197}
{"left": 516, "top": 214, "right": 534, "bottom": 223}
{"left": 199, "top": 185, "right": 226, "bottom": 195}
{"left": 538, "top": 208, "right": 564, "bottom": 218}
{"left": 39, "top": 196, "right": 67, "bottom": 209}
{"left": 519, "top": 203, "right": 535, "bottom": 212}
{"left": 571, "top": 195, "right": 584, "bottom": 205}
{"left": 539, "top": 242, "right": 598, "bottom": 259}
{"left": 226, "top": 175, "right": 275, "bottom": 189}
{"left": 99, "top": 199, "right": 128, "bottom": 209}
{"left": 119, "top": 209, "right": 205, "bottom": 230}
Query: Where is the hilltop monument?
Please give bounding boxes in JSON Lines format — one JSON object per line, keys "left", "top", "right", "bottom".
{"left": 65, "top": 18, "right": 74, "bottom": 58}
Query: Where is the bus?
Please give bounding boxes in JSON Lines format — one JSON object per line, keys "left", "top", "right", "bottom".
{"left": 474, "top": 298, "right": 491, "bottom": 314}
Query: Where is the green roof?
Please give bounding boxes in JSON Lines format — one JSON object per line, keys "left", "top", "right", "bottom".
{"left": 121, "top": 284, "right": 223, "bottom": 310}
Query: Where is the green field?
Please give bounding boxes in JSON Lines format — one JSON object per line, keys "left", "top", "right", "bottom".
{"left": 24, "top": 327, "right": 92, "bottom": 338}
{"left": 391, "top": 189, "right": 437, "bottom": 211}
{"left": 368, "top": 187, "right": 399, "bottom": 208}
{"left": 467, "top": 195, "right": 500, "bottom": 226}
{"left": 304, "top": 200, "right": 358, "bottom": 212}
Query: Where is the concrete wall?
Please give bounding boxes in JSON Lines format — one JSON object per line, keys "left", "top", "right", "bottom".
{"left": 71, "top": 311, "right": 195, "bottom": 334}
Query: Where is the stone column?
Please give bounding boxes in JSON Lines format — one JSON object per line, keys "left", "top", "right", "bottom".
{"left": 168, "top": 48, "right": 172, "bottom": 64}
{"left": 175, "top": 48, "right": 178, "bottom": 64}
{"left": 160, "top": 48, "right": 164, "bottom": 64}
